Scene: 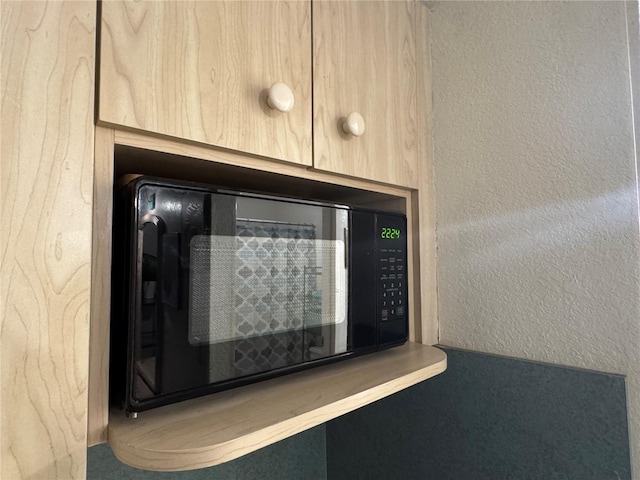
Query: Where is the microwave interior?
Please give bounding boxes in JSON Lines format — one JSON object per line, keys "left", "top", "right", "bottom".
{"left": 111, "top": 175, "right": 408, "bottom": 413}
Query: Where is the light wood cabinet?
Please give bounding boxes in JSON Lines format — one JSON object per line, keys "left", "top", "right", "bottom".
{"left": 1, "top": 1, "right": 435, "bottom": 477}
{"left": 1, "top": 1, "right": 96, "bottom": 479}
{"left": 99, "top": 1, "right": 419, "bottom": 189}
{"left": 98, "top": 1, "right": 312, "bottom": 165}
{"left": 313, "top": 1, "right": 419, "bottom": 188}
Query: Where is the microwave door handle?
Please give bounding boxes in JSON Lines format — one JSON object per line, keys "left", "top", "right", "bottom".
{"left": 138, "top": 214, "right": 166, "bottom": 289}
{"left": 138, "top": 214, "right": 166, "bottom": 290}
{"left": 139, "top": 213, "right": 165, "bottom": 230}
{"left": 138, "top": 214, "right": 166, "bottom": 393}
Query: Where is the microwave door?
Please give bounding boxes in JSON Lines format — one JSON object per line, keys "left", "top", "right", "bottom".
{"left": 132, "top": 185, "right": 356, "bottom": 407}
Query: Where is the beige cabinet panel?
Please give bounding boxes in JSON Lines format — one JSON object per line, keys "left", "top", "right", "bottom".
{"left": 99, "top": 1, "right": 312, "bottom": 165}
{"left": 1, "top": 1, "right": 95, "bottom": 478}
{"left": 313, "top": 1, "right": 418, "bottom": 188}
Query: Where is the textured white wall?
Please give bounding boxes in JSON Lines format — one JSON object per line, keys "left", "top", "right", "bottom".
{"left": 429, "top": 1, "right": 640, "bottom": 474}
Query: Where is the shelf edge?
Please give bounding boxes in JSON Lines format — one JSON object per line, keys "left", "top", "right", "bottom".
{"left": 108, "top": 343, "right": 446, "bottom": 472}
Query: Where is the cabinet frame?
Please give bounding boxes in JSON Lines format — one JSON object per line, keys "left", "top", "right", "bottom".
{"left": 89, "top": 0, "right": 437, "bottom": 469}
{"left": 1, "top": 2, "right": 96, "bottom": 478}
{"left": 88, "top": 122, "right": 437, "bottom": 446}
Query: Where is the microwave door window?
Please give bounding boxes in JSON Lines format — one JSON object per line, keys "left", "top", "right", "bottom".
{"left": 233, "top": 220, "right": 308, "bottom": 376}
{"left": 186, "top": 195, "right": 351, "bottom": 385}
{"left": 189, "top": 224, "right": 311, "bottom": 380}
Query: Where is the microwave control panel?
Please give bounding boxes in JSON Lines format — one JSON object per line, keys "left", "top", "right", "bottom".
{"left": 379, "top": 248, "right": 406, "bottom": 322}
{"left": 376, "top": 213, "right": 408, "bottom": 325}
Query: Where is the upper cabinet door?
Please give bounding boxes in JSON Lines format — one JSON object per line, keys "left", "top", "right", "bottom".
{"left": 313, "top": 1, "right": 418, "bottom": 188}
{"left": 99, "top": 1, "right": 312, "bottom": 165}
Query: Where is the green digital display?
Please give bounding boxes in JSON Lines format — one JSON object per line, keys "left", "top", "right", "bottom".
{"left": 381, "top": 227, "right": 401, "bottom": 239}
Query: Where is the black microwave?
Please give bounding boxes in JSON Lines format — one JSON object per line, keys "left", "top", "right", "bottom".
{"left": 110, "top": 176, "right": 408, "bottom": 414}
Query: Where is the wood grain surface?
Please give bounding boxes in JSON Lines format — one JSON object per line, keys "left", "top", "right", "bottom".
{"left": 108, "top": 343, "right": 446, "bottom": 472}
{"left": 313, "top": 1, "right": 418, "bottom": 188}
{"left": 414, "top": 1, "right": 438, "bottom": 345}
{"left": 1, "top": 1, "right": 95, "bottom": 478}
{"left": 87, "top": 127, "right": 115, "bottom": 447}
{"left": 99, "top": 1, "right": 312, "bottom": 166}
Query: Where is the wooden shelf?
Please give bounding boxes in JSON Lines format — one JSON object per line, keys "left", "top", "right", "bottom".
{"left": 108, "top": 342, "right": 446, "bottom": 472}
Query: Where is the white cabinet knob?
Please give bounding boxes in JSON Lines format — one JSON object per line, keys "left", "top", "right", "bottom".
{"left": 266, "top": 82, "right": 294, "bottom": 112}
{"left": 342, "top": 112, "right": 365, "bottom": 137}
